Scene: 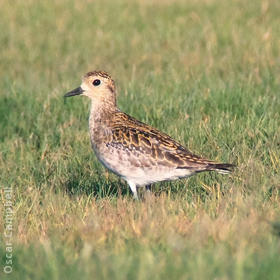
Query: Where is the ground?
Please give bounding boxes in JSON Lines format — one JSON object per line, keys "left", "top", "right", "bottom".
{"left": 0, "top": 0, "right": 280, "bottom": 279}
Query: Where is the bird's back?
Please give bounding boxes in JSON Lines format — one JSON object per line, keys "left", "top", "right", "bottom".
{"left": 89, "top": 111, "right": 233, "bottom": 186}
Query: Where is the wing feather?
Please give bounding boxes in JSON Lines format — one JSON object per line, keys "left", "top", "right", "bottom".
{"left": 108, "top": 112, "right": 212, "bottom": 169}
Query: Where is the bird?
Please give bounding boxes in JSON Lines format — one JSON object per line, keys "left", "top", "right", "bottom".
{"left": 64, "top": 71, "right": 234, "bottom": 199}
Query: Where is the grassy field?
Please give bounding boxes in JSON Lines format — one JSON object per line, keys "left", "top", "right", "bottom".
{"left": 1, "top": 0, "right": 280, "bottom": 279}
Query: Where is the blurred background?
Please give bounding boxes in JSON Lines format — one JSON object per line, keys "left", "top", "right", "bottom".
{"left": 1, "top": 0, "right": 278, "bottom": 91}
{"left": 1, "top": 0, "right": 280, "bottom": 279}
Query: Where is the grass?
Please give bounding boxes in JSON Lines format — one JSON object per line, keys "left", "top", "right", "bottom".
{"left": 1, "top": 0, "right": 280, "bottom": 279}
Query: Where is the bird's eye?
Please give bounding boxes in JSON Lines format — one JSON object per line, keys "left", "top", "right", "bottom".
{"left": 93, "top": 79, "right": 101, "bottom": 86}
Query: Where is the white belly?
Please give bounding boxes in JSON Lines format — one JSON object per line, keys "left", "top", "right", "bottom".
{"left": 93, "top": 144, "right": 193, "bottom": 186}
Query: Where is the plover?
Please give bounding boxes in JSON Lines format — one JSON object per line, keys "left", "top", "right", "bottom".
{"left": 64, "top": 71, "right": 234, "bottom": 199}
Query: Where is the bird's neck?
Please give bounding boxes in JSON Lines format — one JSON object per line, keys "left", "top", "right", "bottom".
{"left": 89, "top": 99, "right": 118, "bottom": 130}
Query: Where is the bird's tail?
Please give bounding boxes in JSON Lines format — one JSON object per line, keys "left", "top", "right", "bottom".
{"left": 205, "top": 163, "right": 235, "bottom": 174}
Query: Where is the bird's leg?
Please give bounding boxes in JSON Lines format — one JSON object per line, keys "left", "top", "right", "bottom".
{"left": 127, "top": 181, "right": 138, "bottom": 200}
{"left": 143, "top": 184, "right": 154, "bottom": 200}
{"left": 145, "top": 184, "right": 152, "bottom": 192}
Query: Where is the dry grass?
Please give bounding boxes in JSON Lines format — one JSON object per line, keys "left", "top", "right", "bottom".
{"left": 1, "top": 0, "right": 280, "bottom": 279}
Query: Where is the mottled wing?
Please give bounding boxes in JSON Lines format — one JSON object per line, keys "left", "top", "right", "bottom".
{"left": 109, "top": 112, "right": 213, "bottom": 170}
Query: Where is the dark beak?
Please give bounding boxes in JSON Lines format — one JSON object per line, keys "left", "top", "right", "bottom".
{"left": 64, "top": 87, "right": 84, "bottom": 97}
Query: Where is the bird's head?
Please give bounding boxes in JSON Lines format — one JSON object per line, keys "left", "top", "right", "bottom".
{"left": 64, "top": 71, "right": 116, "bottom": 107}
